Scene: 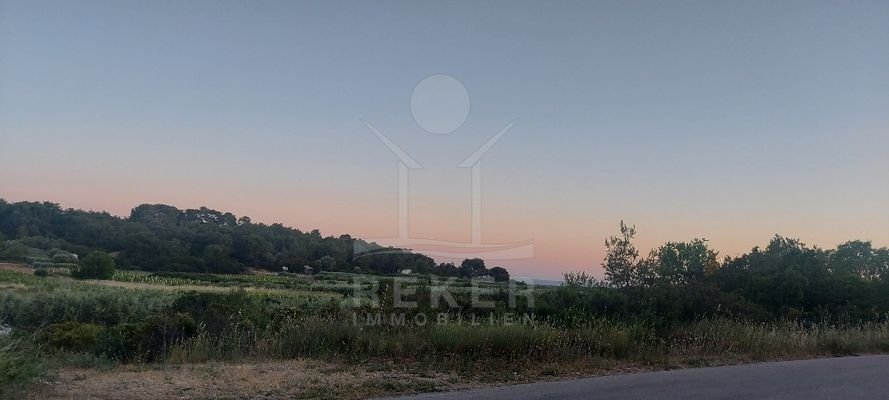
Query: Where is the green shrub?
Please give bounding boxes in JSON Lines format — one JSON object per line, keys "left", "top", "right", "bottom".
{"left": 73, "top": 251, "right": 115, "bottom": 280}
{"left": 101, "top": 313, "right": 197, "bottom": 361}
{"left": 0, "top": 241, "right": 27, "bottom": 261}
{"left": 101, "top": 322, "right": 149, "bottom": 361}
{"left": 43, "top": 321, "right": 105, "bottom": 352}
{"left": 170, "top": 292, "right": 267, "bottom": 334}
{"left": 0, "top": 288, "right": 177, "bottom": 330}
{"left": 140, "top": 313, "right": 198, "bottom": 360}
{"left": 38, "top": 314, "right": 198, "bottom": 362}
{"left": 34, "top": 268, "right": 49, "bottom": 277}
{"left": 0, "top": 338, "right": 45, "bottom": 398}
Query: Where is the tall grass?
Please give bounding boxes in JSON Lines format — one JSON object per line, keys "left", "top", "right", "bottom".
{"left": 164, "top": 315, "right": 889, "bottom": 366}
{"left": 669, "top": 318, "right": 889, "bottom": 359}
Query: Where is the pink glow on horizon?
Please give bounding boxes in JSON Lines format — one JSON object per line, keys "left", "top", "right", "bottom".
{"left": 4, "top": 177, "right": 889, "bottom": 281}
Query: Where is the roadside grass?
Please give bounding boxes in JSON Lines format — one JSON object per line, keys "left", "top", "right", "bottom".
{"left": 163, "top": 317, "right": 889, "bottom": 366}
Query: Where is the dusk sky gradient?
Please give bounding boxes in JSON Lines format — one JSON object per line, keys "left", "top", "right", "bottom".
{"left": 1, "top": 0, "right": 888, "bottom": 279}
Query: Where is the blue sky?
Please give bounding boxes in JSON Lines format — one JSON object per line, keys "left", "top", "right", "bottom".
{"left": 2, "top": 0, "right": 888, "bottom": 279}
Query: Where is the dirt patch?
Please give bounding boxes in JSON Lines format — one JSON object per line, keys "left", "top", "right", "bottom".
{"left": 28, "top": 359, "right": 469, "bottom": 400}
{"left": 0, "top": 262, "right": 34, "bottom": 274}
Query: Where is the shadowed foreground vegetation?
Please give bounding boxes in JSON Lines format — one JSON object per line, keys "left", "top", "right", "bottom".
{"left": 2, "top": 263, "right": 889, "bottom": 398}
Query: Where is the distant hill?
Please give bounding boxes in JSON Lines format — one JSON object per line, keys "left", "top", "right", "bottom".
{"left": 0, "top": 198, "right": 509, "bottom": 278}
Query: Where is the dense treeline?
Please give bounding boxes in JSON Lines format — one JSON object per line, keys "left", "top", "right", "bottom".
{"left": 0, "top": 199, "right": 500, "bottom": 276}
{"left": 552, "top": 221, "right": 889, "bottom": 324}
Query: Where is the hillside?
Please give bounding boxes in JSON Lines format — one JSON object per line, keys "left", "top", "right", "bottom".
{"left": 0, "top": 199, "right": 503, "bottom": 278}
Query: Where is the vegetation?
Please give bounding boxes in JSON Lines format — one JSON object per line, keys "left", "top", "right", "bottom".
{"left": 582, "top": 221, "right": 889, "bottom": 323}
{"left": 0, "top": 337, "right": 45, "bottom": 399}
{"left": 72, "top": 251, "right": 115, "bottom": 280}
{"left": 1, "top": 200, "right": 889, "bottom": 398}
{"left": 3, "top": 267, "right": 888, "bottom": 367}
{"left": 0, "top": 199, "right": 510, "bottom": 279}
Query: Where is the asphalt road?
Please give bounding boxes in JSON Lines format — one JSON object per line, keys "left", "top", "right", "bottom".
{"left": 379, "top": 355, "right": 889, "bottom": 400}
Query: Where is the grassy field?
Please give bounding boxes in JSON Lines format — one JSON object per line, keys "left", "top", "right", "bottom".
{"left": 2, "top": 263, "right": 889, "bottom": 399}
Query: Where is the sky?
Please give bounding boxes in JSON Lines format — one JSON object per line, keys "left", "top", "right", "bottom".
{"left": 1, "top": 0, "right": 888, "bottom": 280}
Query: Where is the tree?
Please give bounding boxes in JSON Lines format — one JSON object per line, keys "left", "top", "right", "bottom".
{"left": 603, "top": 221, "right": 640, "bottom": 288}
{"left": 651, "top": 239, "right": 719, "bottom": 286}
{"left": 562, "top": 271, "right": 601, "bottom": 288}
{"left": 460, "top": 258, "right": 486, "bottom": 278}
{"left": 313, "top": 255, "right": 336, "bottom": 272}
{"left": 0, "top": 241, "right": 27, "bottom": 261}
{"left": 489, "top": 266, "right": 510, "bottom": 282}
{"left": 830, "top": 241, "right": 889, "bottom": 281}
{"left": 0, "top": 198, "right": 447, "bottom": 276}
{"left": 74, "top": 251, "right": 115, "bottom": 280}
{"left": 435, "top": 262, "right": 459, "bottom": 277}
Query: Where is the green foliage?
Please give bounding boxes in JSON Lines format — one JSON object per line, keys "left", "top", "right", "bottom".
{"left": 170, "top": 292, "right": 267, "bottom": 334}
{"left": 4, "top": 201, "right": 889, "bottom": 379}
{"left": 3, "top": 261, "right": 889, "bottom": 372}
{"left": 43, "top": 321, "right": 105, "bottom": 352}
{"left": 650, "top": 239, "right": 719, "bottom": 286}
{"left": 591, "top": 222, "right": 889, "bottom": 323}
{"left": 489, "top": 266, "right": 510, "bottom": 282}
{"left": 0, "top": 199, "right": 453, "bottom": 277}
{"left": 313, "top": 255, "right": 336, "bottom": 272}
{"left": 0, "top": 338, "right": 45, "bottom": 398}
{"left": 0, "top": 241, "right": 27, "bottom": 261}
{"left": 562, "top": 271, "right": 601, "bottom": 288}
{"left": 100, "top": 313, "right": 197, "bottom": 361}
{"left": 603, "top": 221, "right": 640, "bottom": 287}
{"left": 40, "top": 315, "right": 198, "bottom": 361}
{"left": 73, "top": 251, "right": 115, "bottom": 280}
{"left": 459, "top": 258, "right": 486, "bottom": 278}
{"left": 831, "top": 240, "right": 889, "bottom": 281}
{"left": 0, "top": 286, "right": 176, "bottom": 330}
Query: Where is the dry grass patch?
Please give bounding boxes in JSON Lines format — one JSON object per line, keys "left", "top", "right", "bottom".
{"left": 87, "top": 279, "right": 341, "bottom": 299}
{"left": 28, "top": 359, "right": 468, "bottom": 400}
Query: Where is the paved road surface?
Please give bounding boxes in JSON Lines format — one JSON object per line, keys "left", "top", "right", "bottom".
{"left": 379, "top": 355, "right": 889, "bottom": 400}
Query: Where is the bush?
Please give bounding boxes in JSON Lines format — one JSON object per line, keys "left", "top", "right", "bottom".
{"left": 0, "top": 288, "right": 177, "bottom": 330}
{"left": 0, "top": 338, "right": 45, "bottom": 398}
{"left": 33, "top": 268, "right": 49, "bottom": 277}
{"left": 73, "top": 251, "right": 115, "bottom": 280}
{"left": 170, "top": 292, "right": 267, "bottom": 334}
{"left": 39, "top": 314, "right": 198, "bottom": 362}
{"left": 0, "top": 241, "right": 27, "bottom": 261}
{"left": 43, "top": 321, "right": 105, "bottom": 352}
{"left": 101, "top": 313, "right": 198, "bottom": 361}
